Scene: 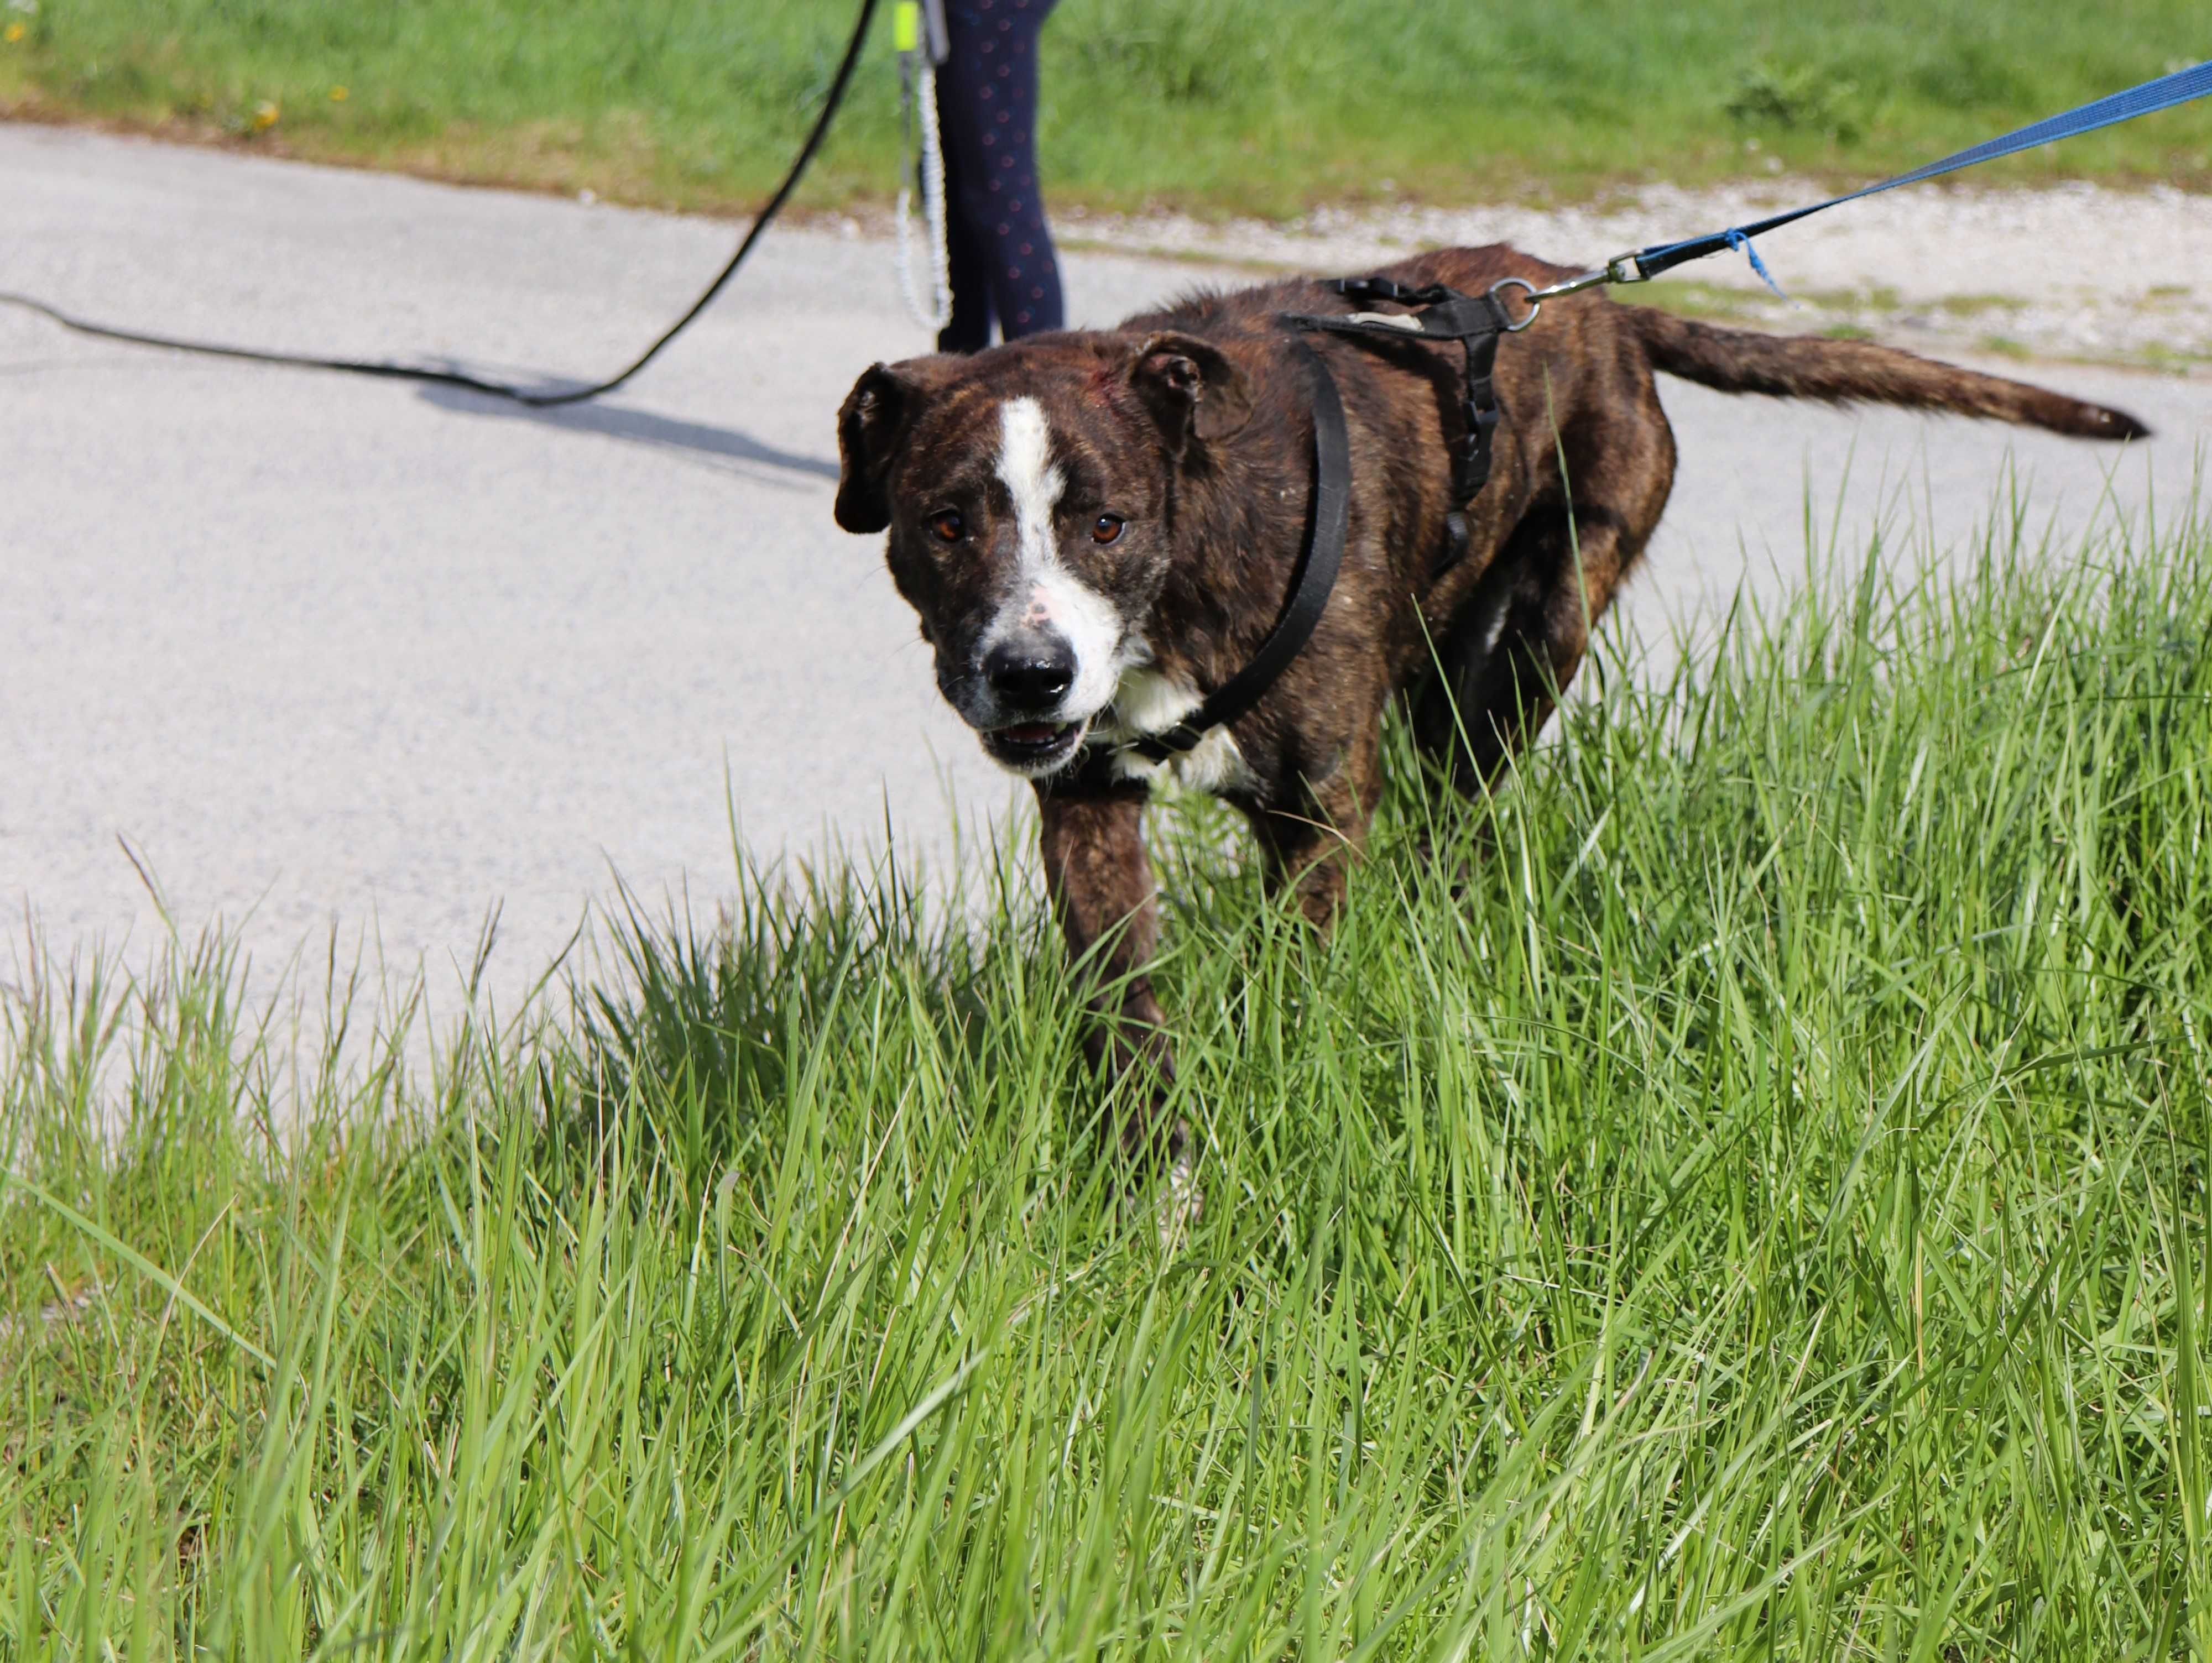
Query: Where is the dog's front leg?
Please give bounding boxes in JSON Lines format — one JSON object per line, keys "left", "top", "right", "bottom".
{"left": 1035, "top": 780, "right": 1183, "bottom": 1165}
{"left": 1249, "top": 728, "right": 1384, "bottom": 932}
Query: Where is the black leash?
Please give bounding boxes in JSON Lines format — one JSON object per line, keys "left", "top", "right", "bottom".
{"left": 0, "top": 0, "right": 881, "bottom": 406}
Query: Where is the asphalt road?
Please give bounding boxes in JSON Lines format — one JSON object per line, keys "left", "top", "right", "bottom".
{"left": 4, "top": 125, "right": 2206, "bottom": 1014}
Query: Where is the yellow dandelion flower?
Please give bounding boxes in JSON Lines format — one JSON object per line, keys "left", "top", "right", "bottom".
{"left": 329, "top": 85, "right": 348, "bottom": 102}
{"left": 2, "top": 21, "right": 25, "bottom": 41}
{"left": 252, "top": 99, "right": 279, "bottom": 130}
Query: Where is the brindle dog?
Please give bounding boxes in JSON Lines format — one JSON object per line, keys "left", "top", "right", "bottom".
{"left": 834, "top": 244, "right": 2146, "bottom": 1174}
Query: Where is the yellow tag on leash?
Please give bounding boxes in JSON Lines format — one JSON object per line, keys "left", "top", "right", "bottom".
{"left": 893, "top": 0, "right": 920, "bottom": 54}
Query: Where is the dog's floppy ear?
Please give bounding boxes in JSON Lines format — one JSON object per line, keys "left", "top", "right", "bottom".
{"left": 835, "top": 362, "right": 933, "bottom": 534}
{"left": 1129, "top": 331, "right": 1254, "bottom": 458}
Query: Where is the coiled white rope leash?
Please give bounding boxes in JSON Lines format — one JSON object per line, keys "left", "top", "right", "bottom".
{"left": 894, "top": 0, "right": 953, "bottom": 333}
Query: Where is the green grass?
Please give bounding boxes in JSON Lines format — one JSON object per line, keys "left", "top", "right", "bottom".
{"left": 1, "top": 0, "right": 2209, "bottom": 213}
{"left": 7, "top": 496, "right": 2212, "bottom": 1657}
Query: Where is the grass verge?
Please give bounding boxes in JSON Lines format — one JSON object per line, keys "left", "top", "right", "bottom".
{"left": 6, "top": 500, "right": 2212, "bottom": 1656}
{"left": 2, "top": 0, "right": 2210, "bottom": 215}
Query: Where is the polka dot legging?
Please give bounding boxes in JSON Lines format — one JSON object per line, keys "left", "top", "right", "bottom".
{"left": 934, "top": 0, "right": 1064, "bottom": 352}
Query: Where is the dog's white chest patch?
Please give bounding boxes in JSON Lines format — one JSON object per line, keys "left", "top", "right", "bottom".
{"left": 1098, "top": 666, "right": 1255, "bottom": 795}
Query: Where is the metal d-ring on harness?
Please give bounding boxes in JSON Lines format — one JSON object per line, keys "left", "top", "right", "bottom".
{"left": 1061, "top": 274, "right": 1531, "bottom": 786}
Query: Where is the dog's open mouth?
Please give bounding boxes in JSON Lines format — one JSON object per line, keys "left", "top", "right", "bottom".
{"left": 982, "top": 718, "right": 1088, "bottom": 772}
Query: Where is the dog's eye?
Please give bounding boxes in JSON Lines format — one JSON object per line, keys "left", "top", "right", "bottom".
{"left": 1091, "top": 514, "right": 1125, "bottom": 545}
{"left": 927, "top": 509, "right": 964, "bottom": 545}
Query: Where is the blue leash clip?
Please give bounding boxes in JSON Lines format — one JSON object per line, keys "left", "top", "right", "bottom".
{"left": 1724, "top": 228, "right": 1787, "bottom": 300}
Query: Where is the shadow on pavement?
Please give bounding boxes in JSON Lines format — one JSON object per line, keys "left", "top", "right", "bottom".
{"left": 419, "top": 383, "right": 839, "bottom": 480}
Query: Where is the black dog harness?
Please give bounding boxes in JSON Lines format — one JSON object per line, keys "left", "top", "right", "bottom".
{"left": 1288, "top": 276, "right": 1521, "bottom": 510}
{"left": 1056, "top": 275, "right": 1530, "bottom": 791}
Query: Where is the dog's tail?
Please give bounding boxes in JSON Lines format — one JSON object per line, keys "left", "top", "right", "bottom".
{"left": 1619, "top": 304, "right": 2150, "bottom": 440}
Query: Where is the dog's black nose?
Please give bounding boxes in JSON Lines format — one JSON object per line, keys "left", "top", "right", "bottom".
{"left": 983, "top": 637, "right": 1076, "bottom": 709}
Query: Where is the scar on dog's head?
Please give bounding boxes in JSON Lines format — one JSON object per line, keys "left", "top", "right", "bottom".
{"left": 832, "top": 331, "right": 1254, "bottom": 535}
{"left": 1123, "top": 331, "right": 1255, "bottom": 459}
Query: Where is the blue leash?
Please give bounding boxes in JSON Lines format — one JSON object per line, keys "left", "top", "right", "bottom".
{"left": 1494, "top": 57, "right": 2212, "bottom": 320}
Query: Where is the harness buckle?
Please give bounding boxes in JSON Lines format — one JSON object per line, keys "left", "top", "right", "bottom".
{"left": 1324, "top": 277, "right": 1449, "bottom": 309}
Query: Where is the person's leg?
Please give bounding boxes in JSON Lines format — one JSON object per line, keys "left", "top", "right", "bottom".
{"left": 935, "top": 0, "right": 1062, "bottom": 351}
{"left": 934, "top": 82, "right": 995, "bottom": 353}
{"left": 973, "top": 0, "right": 1063, "bottom": 338}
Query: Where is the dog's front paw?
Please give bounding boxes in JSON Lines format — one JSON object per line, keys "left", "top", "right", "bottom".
{"left": 1154, "top": 1130, "right": 1204, "bottom": 1252}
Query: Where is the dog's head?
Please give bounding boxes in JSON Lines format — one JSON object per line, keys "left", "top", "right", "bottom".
{"left": 834, "top": 330, "right": 1253, "bottom": 777}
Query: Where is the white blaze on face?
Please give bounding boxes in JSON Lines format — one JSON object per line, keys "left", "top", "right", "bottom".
{"left": 987, "top": 396, "right": 1124, "bottom": 717}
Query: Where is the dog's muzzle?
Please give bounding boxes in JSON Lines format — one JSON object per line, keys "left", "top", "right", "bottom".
{"left": 965, "top": 629, "right": 1095, "bottom": 773}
